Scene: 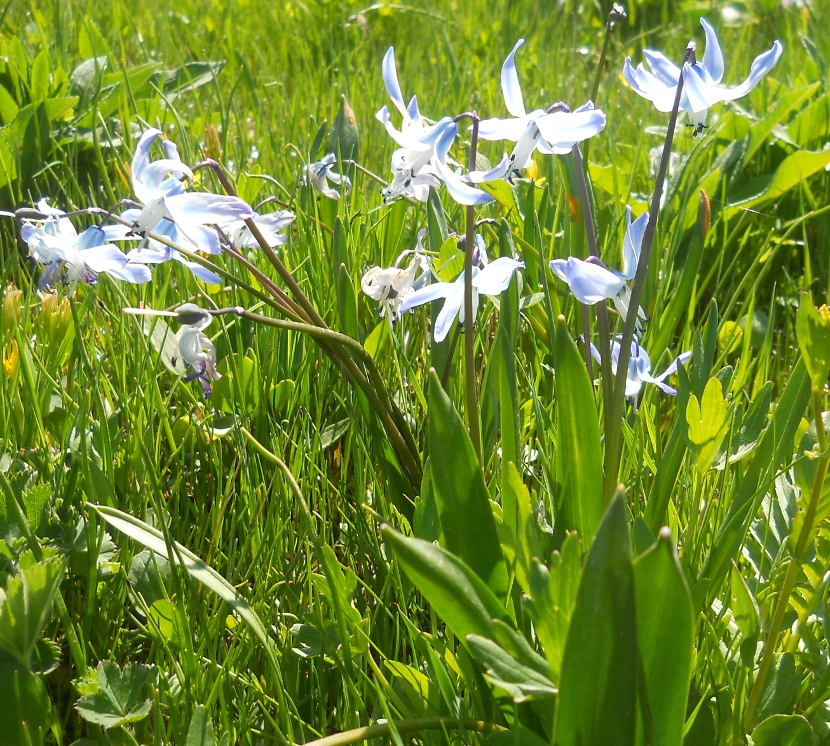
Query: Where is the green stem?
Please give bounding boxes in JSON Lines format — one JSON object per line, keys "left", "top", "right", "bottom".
{"left": 301, "top": 717, "right": 506, "bottom": 746}
{"left": 604, "top": 43, "right": 694, "bottom": 500}
{"left": 744, "top": 389, "right": 830, "bottom": 727}
{"left": 464, "top": 115, "right": 483, "bottom": 464}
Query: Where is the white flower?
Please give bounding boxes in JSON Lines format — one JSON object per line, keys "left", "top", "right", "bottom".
{"left": 623, "top": 18, "right": 783, "bottom": 135}
{"left": 222, "top": 210, "right": 295, "bottom": 249}
{"left": 473, "top": 39, "right": 607, "bottom": 181}
{"left": 21, "top": 200, "right": 150, "bottom": 288}
{"left": 550, "top": 206, "right": 648, "bottom": 327}
{"left": 361, "top": 230, "right": 430, "bottom": 322}
{"left": 303, "top": 154, "right": 352, "bottom": 200}
{"left": 591, "top": 337, "right": 691, "bottom": 398}
{"left": 399, "top": 237, "right": 524, "bottom": 342}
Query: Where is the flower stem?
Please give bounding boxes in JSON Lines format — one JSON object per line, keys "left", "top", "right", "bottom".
{"left": 300, "top": 716, "right": 506, "bottom": 746}
{"left": 464, "top": 113, "right": 483, "bottom": 465}
{"left": 744, "top": 389, "right": 830, "bottom": 727}
{"left": 603, "top": 42, "right": 695, "bottom": 500}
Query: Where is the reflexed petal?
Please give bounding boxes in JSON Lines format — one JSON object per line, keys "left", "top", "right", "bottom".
{"left": 399, "top": 281, "right": 454, "bottom": 314}
{"left": 700, "top": 18, "right": 725, "bottom": 83}
{"left": 643, "top": 50, "right": 681, "bottom": 87}
{"left": 620, "top": 207, "right": 649, "bottom": 280}
{"left": 177, "top": 222, "right": 222, "bottom": 255}
{"left": 623, "top": 59, "right": 677, "bottom": 112}
{"left": 132, "top": 128, "right": 163, "bottom": 200}
{"left": 382, "top": 47, "right": 408, "bottom": 118}
{"left": 140, "top": 159, "right": 192, "bottom": 195}
{"left": 79, "top": 244, "right": 130, "bottom": 273}
{"left": 466, "top": 153, "right": 511, "bottom": 183}
{"left": 654, "top": 351, "right": 692, "bottom": 382}
{"left": 407, "top": 95, "right": 421, "bottom": 125}
{"left": 434, "top": 158, "right": 494, "bottom": 205}
{"left": 107, "top": 263, "right": 153, "bottom": 284}
{"left": 376, "top": 105, "right": 432, "bottom": 152}
{"left": 502, "top": 39, "right": 527, "bottom": 118}
{"left": 434, "top": 280, "right": 465, "bottom": 342}
{"left": 361, "top": 266, "right": 401, "bottom": 300}
{"left": 165, "top": 193, "right": 253, "bottom": 225}
{"left": 477, "top": 115, "right": 532, "bottom": 142}
{"left": 170, "top": 252, "right": 223, "bottom": 284}
{"left": 549, "top": 257, "right": 626, "bottom": 304}
{"left": 534, "top": 107, "right": 607, "bottom": 149}
{"left": 162, "top": 139, "right": 182, "bottom": 163}
{"left": 472, "top": 257, "right": 524, "bottom": 295}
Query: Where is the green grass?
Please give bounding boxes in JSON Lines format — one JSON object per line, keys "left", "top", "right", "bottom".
{"left": 2, "top": 0, "right": 830, "bottom": 744}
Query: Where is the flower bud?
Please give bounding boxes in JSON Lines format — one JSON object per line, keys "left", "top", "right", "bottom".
{"left": 2, "top": 284, "right": 22, "bottom": 342}
{"left": 796, "top": 293, "right": 830, "bottom": 391}
{"left": 39, "top": 293, "right": 72, "bottom": 346}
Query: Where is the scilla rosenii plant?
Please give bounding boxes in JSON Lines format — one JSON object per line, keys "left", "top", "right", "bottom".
{"left": 15, "top": 6, "right": 830, "bottom": 745}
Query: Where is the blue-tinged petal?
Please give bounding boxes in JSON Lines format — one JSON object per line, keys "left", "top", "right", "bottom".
{"left": 643, "top": 50, "right": 681, "bottom": 87}
{"left": 477, "top": 115, "right": 531, "bottom": 142}
{"left": 407, "top": 95, "right": 421, "bottom": 125}
{"left": 472, "top": 257, "right": 524, "bottom": 295}
{"left": 101, "top": 224, "right": 136, "bottom": 241}
{"left": 376, "top": 105, "right": 433, "bottom": 151}
{"left": 140, "top": 159, "right": 193, "bottom": 194}
{"left": 132, "top": 128, "right": 163, "bottom": 201}
{"left": 170, "top": 252, "right": 223, "bottom": 285}
{"left": 177, "top": 222, "right": 222, "bottom": 255}
{"left": 653, "top": 351, "right": 692, "bottom": 383}
{"left": 398, "top": 281, "right": 454, "bottom": 314}
{"left": 434, "top": 158, "right": 494, "bottom": 205}
{"left": 162, "top": 139, "right": 183, "bottom": 163}
{"left": 623, "top": 59, "right": 677, "bottom": 112}
{"left": 127, "top": 245, "right": 172, "bottom": 264}
{"left": 107, "top": 263, "right": 153, "bottom": 284}
{"left": 502, "top": 39, "right": 527, "bottom": 118}
{"left": 534, "top": 107, "right": 606, "bottom": 150}
{"left": 79, "top": 244, "right": 130, "bottom": 273}
{"left": 466, "top": 153, "right": 512, "bottom": 183}
{"left": 434, "top": 279, "right": 465, "bottom": 343}
{"left": 549, "top": 257, "right": 626, "bottom": 304}
{"left": 382, "top": 47, "right": 409, "bottom": 118}
{"left": 700, "top": 18, "right": 725, "bottom": 84}
{"left": 165, "top": 193, "right": 253, "bottom": 225}
{"left": 620, "top": 207, "right": 649, "bottom": 280}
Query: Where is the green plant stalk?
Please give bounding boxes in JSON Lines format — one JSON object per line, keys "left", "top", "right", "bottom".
{"left": 465, "top": 114, "right": 483, "bottom": 464}
{"left": 571, "top": 144, "right": 614, "bottom": 455}
{"left": 744, "top": 389, "right": 830, "bottom": 727}
{"left": 301, "top": 716, "right": 506, "bottom": 746}
{"left": 604, "top": 43, "right": 694, "bottom": 500}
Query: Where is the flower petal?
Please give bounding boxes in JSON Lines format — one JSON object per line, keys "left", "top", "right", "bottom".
{"left": 549, "top": 257, "right": 626, "bottom": 304}
{"left": 477, "top": 115, "right": 532, "bottom": 142}
{"left": 643, "top": 50, "right": 681, "bottom": 87}
{"left": 382, "top": 47, "right": 409, "bottom": 119}
{"left": 700, "top": 18, "right": 725, "bottom": 84}
{"left": 434, "top": 280, "right": 465, "bottom": 342}
{"left": 399, "top": 281, "right": 454, "bottom": 314}
{"left": 165, "top": 193, "right": 254, "bottom": 225}
{"left": 472, "top": 257, "right": 524, "bottom": 295}
{"left": 623, "top": 59, "right": 677, "bottom": 112}
{"left": 170, "top": 252, "right": 223, "bottom": 284}
{"left": 502, "top": 39, "right": 527, "bottom": 118}
{"left": 620, "top": 206, "right": 649, "bottom": 280}
{"left": 534, "top": 107, "right": 607, "bottom": 150}
{"left": 107, "top": 263, "right": 153, "bottom": 284}
{"left": 131, "top": 128, "right": 163, "bottom": 201}
{"left": 78, "top": 244, "right": 129, "bottom": 273}
{"left": 466, "top": 153, "right": 512, "bottom": 183}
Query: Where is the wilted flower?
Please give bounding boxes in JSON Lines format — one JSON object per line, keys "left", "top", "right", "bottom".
{"left": 20, "top": 200, "right": 150, "bottom": 288}
{"left": 591, "top": 338, "right": 691, "bottom": 398}
{"left": 399, "top": 236, "right": 524, "bottom": 342}
{"left": 474, "top": 39, "right": 607, "bottom": 181}
{"left": 171, "top": 304, "right": 222, "bottom": 397}
{"left": 550, "top": 206, "right": 648, "bottom": 328}
{"left": 623, "top": 18, "right": 782, "bottom": 135}
{"left": 303, "top": 153, "right": 352, "bottom": 200}
{"left": 361, "top": 230, "right": 431, "bottom": 322}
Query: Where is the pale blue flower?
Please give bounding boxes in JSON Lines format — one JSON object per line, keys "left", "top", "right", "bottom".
{"left": 21, "top": 200, "right": 150, "bottom": 288}
{"left": 475, "top": 39, "right": 607, "bottom": 180}
{"left": 623, "top": 18, "right": 782, "bottom": 135}
{"left": 174, "top": 303, "right": 221, "bottom": 397}
{"left": 223, "top": 210, "right": 295, "bottom": 249}
{"left": 303, "top": 153, "right": 352, "bottom": 200}
{"left": 590, "top": 338, "right": 691, "bottom": 397}
{"left": 550, "top": 206, "right": 648, "bottom": 324}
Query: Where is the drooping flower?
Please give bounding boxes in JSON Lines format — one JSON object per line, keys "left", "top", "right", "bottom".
{"left": 361, "top": 230, "right": 431, "bottom": 322}
{"left": 20, "top": 200, "right": 150, "bottom": 288}
{"left": 623, "top": 18, "right": 783, "bottom": 135}
{"left": 375, "top": 47, "right": 455, "bottom": 202}
{"left": 221, "top": 210, "right": 296, "bottom": 250}
{"left": 473, "top": 39, "right": 607, "bottom": 181}
{"left": 174, "top": 303, "right": 222, "bottom": 397}
{"left": 303, "top": 153, "right": 352, "bottom": 200}
{"left": 399, "top": 237, "right": 524, "bottom": 342}
{"left": 550, "top": 205, "right": 648, "bottom": 326}
{"left": 590, "top": 337, "right": 691, "bottom": 397}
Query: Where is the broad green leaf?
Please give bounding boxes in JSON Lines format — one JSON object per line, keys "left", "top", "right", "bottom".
{"left": 385, "top": 661, "right": 442, "bottom": 717}
{"left": 755, "top": 653, "right": 803, "bottom": 724}
{"left": 437, "top": 237, "right": 463, "bottom": 282}
{"left": 0, "top": 552, "right": 64, "bottom": 669}
{"left": 524, "top": 532, "right": 582, "bottom": 683}
{"left": 466, "top": 634, "right": 557, "bottom": 702}
{"left": 28, "top": 49, "right": 50, "bottom": 102}
{"left": 633, "top": 529, "right": 693, "bottom": 746}
{"left": 553, "top": 315, "right": 603, "bottom": 544}
{"left": 22, "top": 483, "right": 50, "bottom": 535}
{"left": 212, "top": 353, "right": 260, "bottom": 416}
{"left": 685, "top": 377, "right": 730, "bottom": 473}
{"left": 75, "top": 660, "right": 155, "bottom": 729}
{"left": 147, "top": 599, "right": 187, "bottom": 647}
{"left": 751, "top": 714, "right": 813, "bottom": 746}
{"left": 127, "top": 549, "right": 171, "bottom": 607}
{"left": 427, "top": 370, "right": 508, "bottom": 599}
{"left": 554, "top": 493, "right": 637, "bottom": 746}
{"left": 186, "top": 705, "right": 216, "bottom": 746}
{"left": 380, "top": 524, "right": 509, "bottom": 647}
{"left": 796, "top": 293, "right": 830, "bottom": 390}
{"left": 728, "top": 148, "right": 830, "bottom": 212}
{"left": 91, "top": 504, "right": 279, "bottom": 669}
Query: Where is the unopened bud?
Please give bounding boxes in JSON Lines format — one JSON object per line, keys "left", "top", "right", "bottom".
{"left": 2, "top": 284, "right": 22, "bottom": 340}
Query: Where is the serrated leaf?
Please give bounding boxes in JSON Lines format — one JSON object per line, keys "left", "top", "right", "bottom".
{"left": 75, "top": 660, "right": 155, "bottom": 729}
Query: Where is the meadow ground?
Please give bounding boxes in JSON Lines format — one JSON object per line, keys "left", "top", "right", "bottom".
{"left": 1, "top": 0, "right": 830, "bottom": 744}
